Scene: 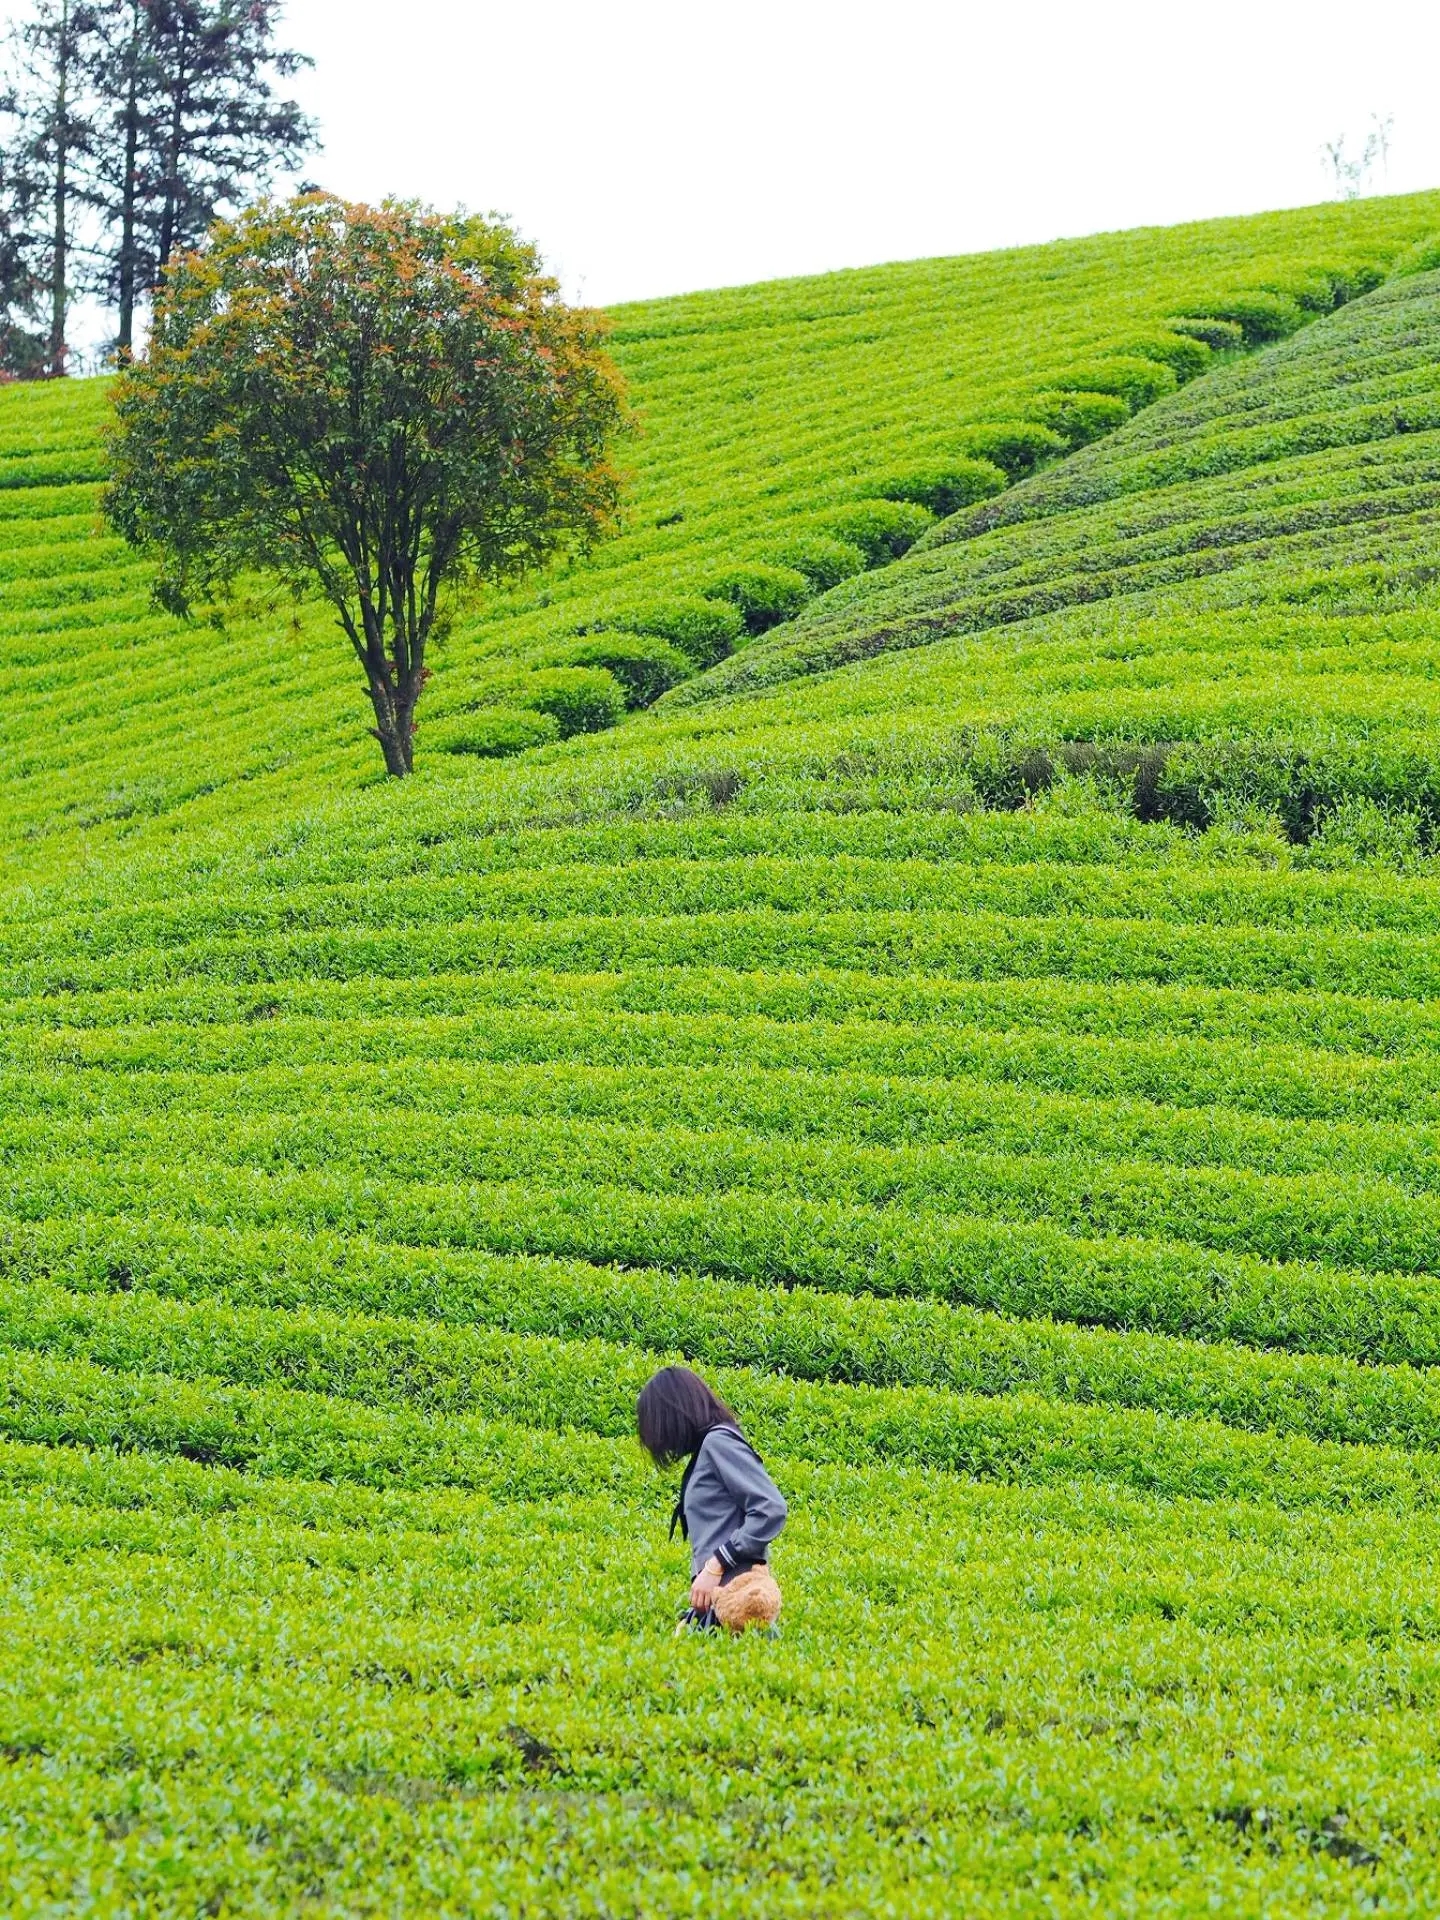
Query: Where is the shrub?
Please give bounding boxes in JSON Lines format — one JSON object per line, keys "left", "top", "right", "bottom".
{"left": 1148, "top": 742, "right": 1440, "bottom": 843}
{"left": 957, "top": 421, "right": 1065, "bottom": 478}
{"left": 871, "top": 457, "right": 1007, "bottom": 518}
{"left": 1175, "top": 291, "right": 1304, "bottom": 345}
{"left": 551, "top": 634, "right": 693, "bottom": 709}
{"left": 1117, "top": 332, "right": 1211, "bottom": 381}
{"left": 767, "top": 534, "right": 868, "bottom": 592}
{"left": 1303, "top": 796, "right": 1430, "bottom": 872}
{"left": 600, "top": 596, "right": 744, "bottom": 667}
{"left": 1166, "top": 316, "right": 1246, "bottom": 352}
{"left": 1053, "top": 356, "right": 1178, "bottom": 412}
{"left": 1333, "top": 264, "right": 1385, "bottom": 301}
{"left": 1030, "top": 390, "right": 1132, "bottom": 446}
{"left": 434, "top": 708, "right": 561, "bottom": 758}
{"left": 1392, "top": 238, "right": 1440, "bottom": 279}
{"left": 705, "top": 563, "right": 814, "bottom": 635}
{"left": 520, "top": 667, "right": 627, "bottom": 736}
{"left": 820, "top": 500, "right": 934, "bottom": 568}
{"left": 1289, "top": 264, "right": 1384, "bottom": 311}
{"left": 646, "top": 765, "right": 745, "bottom": 809}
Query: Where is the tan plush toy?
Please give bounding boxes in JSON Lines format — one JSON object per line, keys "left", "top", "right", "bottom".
{"left": 713, "top": 1566, "right": 782, "bottom": 1634}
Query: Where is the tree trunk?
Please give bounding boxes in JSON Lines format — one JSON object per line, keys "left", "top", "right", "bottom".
{"left": 368, "top": 677, "right": 416, "bottom": 777}
{"left": 155, "top": 16, "right": 188, "bottom": 282}
{"left": 47, "top": 0, "right": 70, "bottom": 377}
{"left": 376, "top": 723, "right": 414, "bottom": 778}
{"left": 115, "top": 5, "right": 141, "bottom": 358}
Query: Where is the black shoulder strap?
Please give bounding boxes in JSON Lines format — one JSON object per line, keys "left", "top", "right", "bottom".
{"left": 669, "top": 1445, "right": 701, "bottom": 1541}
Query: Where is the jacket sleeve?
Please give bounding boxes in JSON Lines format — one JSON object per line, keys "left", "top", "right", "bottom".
{"left": 706, "top": 1429, "right": 787, "bottom": 1567}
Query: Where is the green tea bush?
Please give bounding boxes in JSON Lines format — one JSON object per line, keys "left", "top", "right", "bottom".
{"left": 1167, "top": 314, "right": 1246, "bottom": 350}
{"left": 1151, "top": 739, "right": 1440, "bottom": 842}
{"left": 1031, "top": 390, "right": 1132, "bottom": 446}
{"left": 766, "top": 533, "right": 868, "bottom": 590}
{"left": 820, "top": 499, "right": 935, "bottom": 566}
{"left": 24, "top": 1209, "right": 1440, "bottom": 1454}
{"left": 14, "top": 1279, "right": 1440, "bottom": 1507}
{"left": 1393, "top": 234, "right": 1440, "bottom": 276}
{"left": 551, "top": 634, "right": 693, "bottom": 708}
{"left": 1053, "top": 355, "right": 1179, "bottom": 411}
{"left": 959, "top": 420, "right": 1066, "bottom": 476}
{"left": 689, "top": 268, "right": 1440, "bottom": 703}
{"left": 1178, "top": 288, "right": 1305, "bottom": 343}
{"left": 520, "top": 668, "right": 627, "bottom": 737}
{"left": 871, "top": 456, "right": 1008, "bottom": 517}
{"left": 1301, "top": 796, "right": 1431, "bottom": 871}
{"left": 1116, "top": 331, "right": 1212, "bottom": 380}
{"left": 600, "top": 595, "right": 744, "bottom": 666}
{"left": 705, "top": 562, "right": 814, "bottom": 634}
{"left": 432, "top": 709, "right": 562, "bottom": 757}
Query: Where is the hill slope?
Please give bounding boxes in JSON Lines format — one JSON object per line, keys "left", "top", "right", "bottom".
{"left": 680, "top": 255, "right": 1440, "bottom": 712}
{"left": 4, "top": 192, "right": 1440, "bottom": 884}
{"left": 6, "top": 202, "right": 1440, "bottom": 1914}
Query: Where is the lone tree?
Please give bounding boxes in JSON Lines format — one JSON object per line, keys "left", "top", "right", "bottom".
{"left": 106, "top": 194, "right": 628, "bottom": 775}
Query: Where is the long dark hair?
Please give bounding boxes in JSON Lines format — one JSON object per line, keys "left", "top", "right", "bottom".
{"left": 636, "top": 1365, "right": 739, "bottom": 1467}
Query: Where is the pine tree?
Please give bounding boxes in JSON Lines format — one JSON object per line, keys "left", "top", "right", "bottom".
{"left": 0, "top": 0, "right": 105, "bottom": 376}
{"left": 0, "top": 95, "right": 48, "bottom": 376}
{"left": 88, "top": 0, "right": 316, "bottom": 355}
{"left": 0, "top": 0, "right": 315, "bottom": 370}
{"left": 88, "top": 0, "right": 150, "bottom": 356}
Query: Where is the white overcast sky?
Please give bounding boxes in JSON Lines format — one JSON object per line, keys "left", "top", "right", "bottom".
{"left": 4, "top": 0, "right": 1436, "bottom": 310}
{"left": 275, "top": 0, "right": 1440, "bottom": 306}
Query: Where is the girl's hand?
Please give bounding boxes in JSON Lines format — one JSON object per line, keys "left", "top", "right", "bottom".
{"left": 690, "top": 1561, "right": 722, "bottom": 1611}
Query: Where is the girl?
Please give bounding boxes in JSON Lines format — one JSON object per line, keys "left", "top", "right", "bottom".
{"left": 636, "top": 1365, "right": 787, "bottom": 1629}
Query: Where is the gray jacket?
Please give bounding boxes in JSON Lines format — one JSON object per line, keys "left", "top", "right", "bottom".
{"left": 678, "top": 1425, "right": 787, "bottom": 1575}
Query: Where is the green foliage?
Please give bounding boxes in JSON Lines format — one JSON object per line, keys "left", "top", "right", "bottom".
{"left": 820, "top": 499, "right": 935, "bottom": 565}
{"left": 104, "top": 193, "right": 628, "bottom": 775}
{"left": 871, "top": 457, "right": 1008, "bottom": 518}
{"left": 4, "top": 194, "right": 1436, "bottom": 864}
{"left": 1167, "top": 314, "right": 1247, "bottom": 350}
{"left": 519, "top": 667, "right": 627, "bottom": 736}
{"left": 958, "top": 420, "right": 1066, "bottom": 476}
{"left": 597, "top": 595, "right": 744, "bottom": 667}
{"left": 1392, "top": 233, "right": 1440, "bottom": 276}
{"left": 432, "top": 708, "right": 561, "bottom": 758}
{"left": 691, "top": 266, "right": 1440, "bottom": 702}
{"left": 5, "top": 195, "right": 1440, "bottom": 1912}
{"left": 1031, "top": 389, "right": 1132, "bottom": 446}
{"left": 550, "top": 634, "right": 693, "bottom": 708}
{"left": 1053, "top": 355, "right": 1179, "bottom": 411}
{"left": 1305, "top": 795, "right": 1429, "bottom": 871}
{"left": 1178, "top": 288, "right": 1305, "bottom": 343}
{"left": 765, "top": 533, "right": 868, "bottom": 590}
{"left": 705, "top": 561, "right": 813, "bottom": 634}
{"left": 1116, "top": 331, "right": 1212, "bottom": 381}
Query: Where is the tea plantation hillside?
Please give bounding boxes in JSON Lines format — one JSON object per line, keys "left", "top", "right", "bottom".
{"left": 4, "top": 192, "right": 1440, "bottom": 886}
{"left": 681, "top": 252, "right": 1440, "bottom": 721}
{"left": 9, "top": 201, "right": 1440, "bottom": 1915}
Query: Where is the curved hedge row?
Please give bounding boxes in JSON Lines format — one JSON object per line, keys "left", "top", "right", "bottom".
{"left": 675, "top": 266, "right": 1440, "bottom": 704}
